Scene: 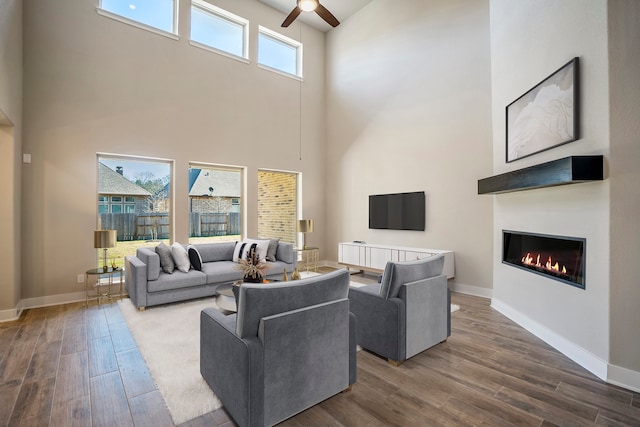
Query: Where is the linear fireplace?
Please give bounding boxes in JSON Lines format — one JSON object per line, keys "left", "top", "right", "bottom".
{"left": 503, "top": 230, "right": 586, "bottom": 289}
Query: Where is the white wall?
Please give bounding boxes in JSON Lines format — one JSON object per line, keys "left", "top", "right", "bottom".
{"left": 490, "top": 0, "right": 612, "bottom": 377}
{"left": 0, "top": 0, "right": 22, "bottom": 313}
{"left": 608, "top": 0, "right": 640, "bottom": 381}
{"left": 20, "top": 0, "right": 327, "bottom": 301}
{"left": 325, "top": 0, "right": 494, "bottom": 293}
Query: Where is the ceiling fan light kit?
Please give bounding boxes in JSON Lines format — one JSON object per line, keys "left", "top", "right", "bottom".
{"left": 299, "top": 0, "right": 318, "bottom": 12}
{"left": 281, "top": 0, "right": 340, "bottom": 28}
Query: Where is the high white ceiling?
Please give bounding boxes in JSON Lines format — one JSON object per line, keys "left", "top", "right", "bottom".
{"left": 258, "top": 0, "right": 373, "bottom": 32}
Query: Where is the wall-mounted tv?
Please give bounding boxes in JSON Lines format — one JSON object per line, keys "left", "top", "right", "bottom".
{"left": 369, "top": 191, "right": 425, "bottom": 231}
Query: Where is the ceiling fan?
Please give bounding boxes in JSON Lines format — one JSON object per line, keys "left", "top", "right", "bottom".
{"left": 281, "top": 0, "right": 340, "bottom": 28}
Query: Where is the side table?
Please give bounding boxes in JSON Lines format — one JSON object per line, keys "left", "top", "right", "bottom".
{"left": 294, "top": 247, "right": 319, "bottom": 272}
{"left": 85, "top": 267, "right": 124, "bottom": 307}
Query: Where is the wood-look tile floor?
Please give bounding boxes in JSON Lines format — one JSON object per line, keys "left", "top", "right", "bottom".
{"left": 1, "top": 280, "right": 639, "bottom": 426}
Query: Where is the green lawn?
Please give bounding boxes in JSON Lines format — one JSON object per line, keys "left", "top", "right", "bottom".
{"left": 103, "top": 235, "right": 240, "bottom": 269}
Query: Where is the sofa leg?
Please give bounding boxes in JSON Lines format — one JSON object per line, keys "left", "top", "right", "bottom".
{"left": 342, "top": 385, "right": 353, "bottom": 393}
{"left": 138, "top": 306, "right": 145, "bottom": 312}
{"left": 387, "top": 359, "right": 403, "bottom": 367}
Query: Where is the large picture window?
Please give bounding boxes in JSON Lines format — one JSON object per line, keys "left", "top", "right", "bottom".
{"left": 258, "top": 26, "right": 302, "bottom": 77}
{"left": 98, "top": 0, "right": 177, "bottom": 36}
{"left": 188, "top": 164, "right": 243, "bottom": 244}
{"left": 97, "top": 155, "right": 172, "bottom": 268}
{"left": 190, "top": 1, "right": 249, "bottom": 59}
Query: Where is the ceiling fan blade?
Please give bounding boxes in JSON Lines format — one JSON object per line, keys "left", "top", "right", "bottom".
{"left": 315, "top": 3, "right": 340, "bottom": 27}
{"left": 281, "top": 7, "right": 302, "bottom": 27}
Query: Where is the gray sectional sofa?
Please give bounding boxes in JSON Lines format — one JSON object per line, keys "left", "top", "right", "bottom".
{"left": 125, "top": 241, "right": 296, "bottom": 310}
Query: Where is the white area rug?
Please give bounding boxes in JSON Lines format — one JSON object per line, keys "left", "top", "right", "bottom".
{"left": 118, "top": 298, "right": 222, "bottom": 425}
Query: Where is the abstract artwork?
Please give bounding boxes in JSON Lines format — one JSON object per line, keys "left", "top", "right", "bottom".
{"left": 506, "top": 57, "right": 579, "bottom": 163}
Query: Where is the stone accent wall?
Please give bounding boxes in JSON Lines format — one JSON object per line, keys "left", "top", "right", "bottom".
{"left": 258, "top": 171, "right": 297, "bottom": 244}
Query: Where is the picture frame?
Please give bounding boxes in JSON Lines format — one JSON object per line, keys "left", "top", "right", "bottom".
{"left": 506, "top": 57, "right": 579, "bottom": 163}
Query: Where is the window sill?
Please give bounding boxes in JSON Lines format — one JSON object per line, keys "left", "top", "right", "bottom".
{"left": 96, "top": 8, "right": 179, "bottom": 41}
{"left": 257, "top": 64, "right": 303, "bottom": 81}
{"left": 189, "top": 41, "right": 250, "bottom": 64}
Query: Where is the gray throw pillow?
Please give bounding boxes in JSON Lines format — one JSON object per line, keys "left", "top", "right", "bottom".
{"left": 265, "top": 238, "right": 280, "bottom": 262}
{"left": 156, "top": 242, "right": 175, "bottom": 274}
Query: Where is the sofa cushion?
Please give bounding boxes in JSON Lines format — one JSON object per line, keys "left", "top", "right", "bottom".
{"left": 379, "top": 254, "right": 444, "bottom": 299}
{"left": 155, "top": 242, "right": 175, "bottom": 274}
{"left": 171, "top": 242, "right": 191, "bottom": 273}
{"left": 196, "top": 242, "right": 235, "bottom": 263}
{"left": 275, "top": 242, "right": 294, "bottom": 264}
{"left": 188, "top": 246, "right": 203, "bottom": 271}
{"left": 147, "top": 270, "right": 207, "bottom": 293}
{"left": 201, "top": 261, "right": 244, "bottom": 284}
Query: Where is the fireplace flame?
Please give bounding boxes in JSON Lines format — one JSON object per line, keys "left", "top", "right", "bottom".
{"left": 521, "top": 252, "right": 568, "bottom": 276}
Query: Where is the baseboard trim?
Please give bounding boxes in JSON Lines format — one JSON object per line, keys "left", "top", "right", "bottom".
{"left": 0, "top": 301, "right": 23, "bottom": 322}
{"left": 608, "top": 364, "right": 640, "bottom": 393}
{"left": 450, "top": 282, "right": 493, "bottom": 298}
{"left": 20, "top": 291, "right": 87, "bottom": 310}
{"left": 491, "top": 298, "right": 640, "bottom": 392}
{"left": 0, "top": 291, "right": 87, "bottom": 323}
{"left": 491, "top": 298, "right": 608, "bottom": 380}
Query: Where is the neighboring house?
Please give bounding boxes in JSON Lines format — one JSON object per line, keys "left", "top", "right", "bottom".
{"left": 97, "top": 163, "right": 151, "bottom": 214}
{"left": 188, "top": 168, "right": 241, "bottom": 214}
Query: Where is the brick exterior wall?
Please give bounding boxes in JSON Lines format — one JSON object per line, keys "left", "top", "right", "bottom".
{"left": 258, "top": 171, "right": 297, "bottom": 244}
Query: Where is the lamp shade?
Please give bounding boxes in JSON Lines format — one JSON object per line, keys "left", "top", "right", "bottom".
{"left": 94, "top": 230, "right": 117, "bottom": 249}
{"left": 297, "top": 219, "right": 314, "bottom": 233}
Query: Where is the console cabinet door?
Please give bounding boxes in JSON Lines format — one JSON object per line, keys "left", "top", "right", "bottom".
{"left": 339, "top": 244, "right": 363, "bottom": 266}
{"left": 367, "top": 247, "right": 393, "bottom": 270}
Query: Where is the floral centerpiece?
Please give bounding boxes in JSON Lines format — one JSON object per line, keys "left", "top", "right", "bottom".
{"left": 237, "top": 247, "right": 270, "bottom": 283}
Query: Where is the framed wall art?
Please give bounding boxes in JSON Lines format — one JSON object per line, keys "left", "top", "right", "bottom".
{"left": 506, "top": 57, "right": 580, "bottom": 163}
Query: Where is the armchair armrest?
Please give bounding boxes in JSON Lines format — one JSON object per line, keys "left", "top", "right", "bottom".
{"left": 348, "top": 284, "right": 406, "bottom": 361}
{"left": 399, "top": 274, "right": 448, "bottom": 358}
{"left": 200, "top": 308, "right": 264, "bottom": 427}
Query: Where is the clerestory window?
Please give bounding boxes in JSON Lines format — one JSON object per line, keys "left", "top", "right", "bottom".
{"left": 258, "top": 26, "right": 302, "bottom": 78}
{"left": 98, "top": 0, "right": 178, "bottom": 37}
{"left": 190, "top": 0, "right": 249, "bottom": 60}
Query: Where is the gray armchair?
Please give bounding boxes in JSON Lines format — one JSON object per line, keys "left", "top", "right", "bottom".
{"left": 348, "top": 254, "right": 450, "bottom": 366}
{"left": 200, "top": 269, "right": 356, "bottom": 427}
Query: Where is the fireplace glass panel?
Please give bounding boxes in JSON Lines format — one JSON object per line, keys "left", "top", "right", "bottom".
{"left": 503, "top": 230, "right": 585, "bottom": 289}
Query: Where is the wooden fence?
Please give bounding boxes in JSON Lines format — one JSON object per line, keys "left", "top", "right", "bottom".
{"left": 100, "top": 212, "right": 239, "bottom": 241}
{"left": 189, "top": 212, "right": 240, "bottom": 237}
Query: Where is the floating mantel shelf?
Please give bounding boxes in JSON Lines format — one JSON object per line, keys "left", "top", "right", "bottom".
{"left": 478, "top": 155, "right": 604, "bottom": 195}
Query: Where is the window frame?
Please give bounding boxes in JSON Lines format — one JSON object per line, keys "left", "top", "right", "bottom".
{"left": 257, "top": 26, "right": 303, "bottom": 79}
{"left": 188, "top": 162, "right": 245, "bottom": 244}
{"left": 97, "top": 0, "right": 180, "bottom": 40}
{"left": 189, "top": 0, "right": 250, "bottom": 62}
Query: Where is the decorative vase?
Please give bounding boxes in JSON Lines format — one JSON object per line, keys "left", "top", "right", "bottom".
{"left": 282, "top": 268, "right": 288, "bottom": 281}
{"left": 291, "top": 268, "right": 301, "bottom": 280}
{"left": 243, "top": 275, "right": 262, "bottom": 283}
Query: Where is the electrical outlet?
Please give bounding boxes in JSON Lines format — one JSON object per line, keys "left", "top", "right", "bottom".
{"left": 77, "top": 274, "right": 84, "bottom": 284}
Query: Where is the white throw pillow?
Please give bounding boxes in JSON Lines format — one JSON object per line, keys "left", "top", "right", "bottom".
{"left": 233, "top": 239, "right": 270, "bottom": 263}
{"left": 171, "top": 242, "right": 191, "bottom": 273}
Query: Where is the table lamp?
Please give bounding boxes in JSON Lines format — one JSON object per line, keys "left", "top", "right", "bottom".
{"left": 297, "top": 219, "right": 314, "bottom": 249}
{"left": 94, "top": 230, "right": 117, "bottom": 272}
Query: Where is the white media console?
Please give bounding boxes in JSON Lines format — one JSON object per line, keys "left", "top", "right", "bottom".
{"left": 338, "top": 242, "right": 455, "bottom": 279}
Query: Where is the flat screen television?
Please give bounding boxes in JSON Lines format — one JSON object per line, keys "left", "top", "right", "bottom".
{"left": 369, "top": 191, "right": 425, "bottom": 231}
